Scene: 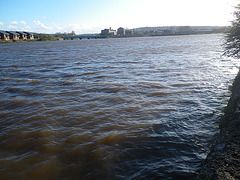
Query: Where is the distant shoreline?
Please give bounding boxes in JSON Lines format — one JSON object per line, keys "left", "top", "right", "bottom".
{"left": 0, "top": 38, "right": 63, "bottom": 44}
{"left": 0, "top": 39, "right": 37, "bottom": 44}
{"left": 0, "top": 32, "right": 226, "bottom": 44}
{"left": 0, "top": 26, "right": 229, "bottom": 43}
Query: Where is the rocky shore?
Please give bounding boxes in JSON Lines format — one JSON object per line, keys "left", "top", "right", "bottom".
{"left": 197, "top": 70, "right": 240, "bottom": 179}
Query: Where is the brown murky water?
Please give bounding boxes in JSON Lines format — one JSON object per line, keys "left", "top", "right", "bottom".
{"left": 0, "top": 34, "right": 239, "bottom": 179}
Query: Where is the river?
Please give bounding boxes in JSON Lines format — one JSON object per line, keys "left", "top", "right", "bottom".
{"left": 0, "top": 34, "right": 239, "bottom": 179}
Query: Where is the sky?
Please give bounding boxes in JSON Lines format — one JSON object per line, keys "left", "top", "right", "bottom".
{"left": 0, "top": 0, "right": 239, "bottom": 34}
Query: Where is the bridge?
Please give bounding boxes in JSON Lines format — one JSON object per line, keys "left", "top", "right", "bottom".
{"left": 62, "top": 35, "right": 107, "bottom": 40}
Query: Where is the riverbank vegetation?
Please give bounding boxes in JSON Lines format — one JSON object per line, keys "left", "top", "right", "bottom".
{"left": 132, "top": 26, "right": 229, "bottom": 37}
{"left": 225, "top": 4, "right": 240, "bottom": 58}
{"left": 0, "top": 39, "right": 37, "bottom": 43}
{"left": 34, "top": 34, "right": 57, "bottom": 41}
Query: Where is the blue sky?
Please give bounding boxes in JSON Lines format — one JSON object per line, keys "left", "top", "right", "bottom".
{"left": 0, "top": 0, "right": 238, "bottom": 34}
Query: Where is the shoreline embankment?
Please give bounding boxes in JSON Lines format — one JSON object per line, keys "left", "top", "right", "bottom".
{"left": 0, "top": 39, "right": 40, "bottom": 44}
{"left": 0, "top": 33, "right": 226, "bottom": 44}
{"left": 197, "top": 70, "right": 240, "bottom": 179}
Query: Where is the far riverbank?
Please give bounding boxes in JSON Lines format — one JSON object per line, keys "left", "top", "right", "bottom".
{"left": 0, "top": 39, "right": 38, "bottom": 44}
{"left": 0, "top": 38, "right": 63, "bottom": 44}
{"left": 0, "top": 32, "right": 226, "bottom": 44}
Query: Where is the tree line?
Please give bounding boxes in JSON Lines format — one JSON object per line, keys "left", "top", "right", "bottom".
{"left": 34, "top": 31, "right": 76, "bottom": 41}
{"left": 225, "top": 4, "right": 240, "bottom": 57}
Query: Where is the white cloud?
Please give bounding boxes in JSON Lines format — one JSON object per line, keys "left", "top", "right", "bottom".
{"left": 0, "top": 22, "right": 4, "bottom": 26}
{"left": 51, "top": 23, "right": 62, "bottom": 31}
{"left": 21, "top": 26, "right": 31, "bottom": 31}
{"left": 10, "top": 21, "right": 18, "bottom": 25}
{"left": 20, "top": 21, "right": 26, "bottom": 25}
{"left": 7, "top": 25, "right": 18, "bottom": 30}
{"left": 33, "top": 20, "right": 50, "bottom": 30}
{"left": 18, "top": 20, "right": 100, "bottom": 34}
{"left": 64, "top": 24, "right": 101, "bottom": 34}
{"left": 67, "top": 24, "right": 83, "bottom": 31}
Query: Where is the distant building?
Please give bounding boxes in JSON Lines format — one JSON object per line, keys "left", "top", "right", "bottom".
{"left": 101, "top": 27, "right": 117, "bottom": 36}
{"left": 6, "top": 31, "right": 19, "bottom": 40}
{"left": 24, "top": 32, "right": 34, "bottom": 39}
{"left": 17, "top": 31, "right": 27, "bottom": 40}
{"left": 0, "top": 31, "right": 10, "bottom": 40}
{"left": 0, "top": 31, "right": 34, "bottom": 40}
{"left": 117, "top": 27, "right": 126, "bottom": 36}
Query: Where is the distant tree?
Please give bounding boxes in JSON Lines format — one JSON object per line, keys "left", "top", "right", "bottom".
{"left": 132, "top": 30, "right": 144, "bottom": 37}
{"left": 177, "top": 26, "right": 192, "bottom": 35}
{"left": 225, "top": 4, "right": 240, "bottom": 57}
{"left": 35, "top": 34, "right": 56, "bottom": 41}
{"left": 53, "top": 31, "right": 75, "bottom": 38}
{"left": 70, "top": 31, "right": 76, "bottom": 36}
{"left": 54, "top": 32, "right": 63, "bottom": 37}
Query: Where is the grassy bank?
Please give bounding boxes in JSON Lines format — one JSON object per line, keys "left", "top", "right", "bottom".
{"left": 0, "top": 34, "right": 64, "bottom": 44}
{"left": 0, "top": 38, "right": 63, "bottom": 44}
{"left": 0, "top": 39, "right": 38, "bottom": 43}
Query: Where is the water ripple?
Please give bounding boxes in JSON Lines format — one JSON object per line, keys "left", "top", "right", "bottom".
{"left": 0, "top": 34, "right": 239, "bottom": 179}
